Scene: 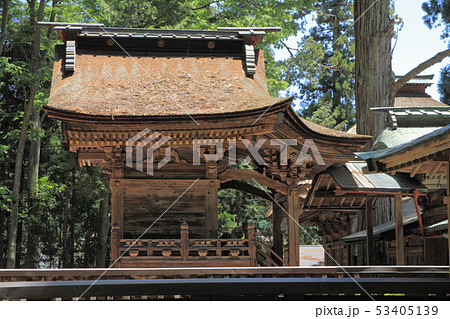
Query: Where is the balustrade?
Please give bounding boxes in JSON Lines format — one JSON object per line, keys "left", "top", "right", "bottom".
{"left": 113, "top": 222, "right": 284, "bottom": 267}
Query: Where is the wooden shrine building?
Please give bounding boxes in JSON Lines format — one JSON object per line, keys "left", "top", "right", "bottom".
{"left": 44, "top": 24, "right": 371, "bottom": 267}
{"left": 300, "top": 75, "right": 450, "bottom": 267}
{"left": 302, "top": 161, "right": 427, "bottom": 266}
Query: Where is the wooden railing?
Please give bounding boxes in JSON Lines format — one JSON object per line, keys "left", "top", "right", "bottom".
{"left": 114, "top": 222, "right": 260, "bottom": 267}
{"left": 120, "top": 238, "right": 251, "bottom": 259}
{"left": 255, "top": 241, "right": 284, "bottom": 267}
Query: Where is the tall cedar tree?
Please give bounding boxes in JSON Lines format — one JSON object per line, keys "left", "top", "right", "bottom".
{"left": 284, "top": 0, "right": 355, "bottom": 131}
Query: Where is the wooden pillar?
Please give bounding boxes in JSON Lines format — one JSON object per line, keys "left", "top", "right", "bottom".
{"left": 180, "top": 222, "right": 189, "bottom": 260}
{"left": 248, "top": 222, "right": 257, "bottom": 267}
{"left": 447, "top": 162, "right": 450, "bottom": 275}
{"left": 108, "top": 156, "right": 124, "bottom": 267}
{"left": 205, "top": 180, "right": 219, "bottom": 238}
{"left": 394, "top": 194, "right": 405, "bottom": 265}
{"left": 110, "top": 177, "right": 124, "bottom": 267}
{"left": 110, "top": 181, "right": 124, "bottom": 238}
{"left": 287, "top": 187, "right": 300, "bottom": 266}
{"left": 272, "top": 194, "right": 284, "bottom": 258}
{"left": 110, "top": 223, "right": 120, "bottom": 267}
{"left": 365, "top": 197, "right": 374, "bottom": 265}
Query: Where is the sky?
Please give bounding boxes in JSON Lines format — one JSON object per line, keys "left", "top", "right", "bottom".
{"left": 275, "top": 0, "right": 450, "bottom": 101}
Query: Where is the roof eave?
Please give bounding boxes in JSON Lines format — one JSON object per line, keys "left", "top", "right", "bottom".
{"left": 43, "top": 97, "right": 294, "bottom": 124}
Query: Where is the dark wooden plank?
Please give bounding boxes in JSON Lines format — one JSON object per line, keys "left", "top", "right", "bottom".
{"left": 365, "top": 197, "right": 374, "bottom": 265}
{"left": 394, "top": 194, "right": 405, "bottom": 265}
{"left": 2, "top": 277, "right": 450, "bottom": 300}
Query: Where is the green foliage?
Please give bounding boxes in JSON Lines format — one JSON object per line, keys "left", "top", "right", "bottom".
{"left": 299, "top": 224, "right": 322, "bottom": 245}
{"left": 422, "top": 0, "right": 450, "bottom": 39}
{"left": 73, "top": 0, "right": 198, "bottom": 29}
{"left": 282, "top": 0, "right": 355, "bottom": 131}
{"left": 218, "top": 160, "right": 272, "bottom": 241}
{"left": 218, "top": 211, "right": 237, "bottom": 237}
{"left": 438, "top": 65, "right": 450, "bottom": 105}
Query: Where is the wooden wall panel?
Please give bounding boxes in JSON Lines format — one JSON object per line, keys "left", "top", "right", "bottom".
{"left": 424, "top": 238, "right": 448, "bottom": 266}
{"left": 123, "top": 190, "right": 206, "bottom": 239}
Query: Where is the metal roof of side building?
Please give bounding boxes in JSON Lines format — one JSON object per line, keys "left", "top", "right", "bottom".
{"left": 328, "top": 161, "right": 427, "bottom": 192}
{"left": 362, "top": 74, "right": 450, "bottom": 160}
{"left": 356, "top": 124, "right": 450, "bottom": 164}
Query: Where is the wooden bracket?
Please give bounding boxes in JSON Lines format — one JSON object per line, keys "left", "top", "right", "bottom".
{"left": 244, "top": 44, "right": 256, "bottom": 76}
{"left": 65, "top": 40, "right": 76, "bottom": 72}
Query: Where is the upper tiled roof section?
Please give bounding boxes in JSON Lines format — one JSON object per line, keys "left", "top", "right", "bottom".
{"left": 371, "top": 106, "right": 450, "bottom": 128}
{"left": 395, "top": 74, "right": 434, "bottom": 86}
{"left": 395, "top": 74, "right": 434, "bottom": 97}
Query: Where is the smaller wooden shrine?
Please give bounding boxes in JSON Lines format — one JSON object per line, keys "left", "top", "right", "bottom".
{"left": 44, "top": 24, "right": 371, "bottom": 267}
{"left": 303, "top": 161, "right": 427, "bottom": 265}
{"left": 357, "top": 123, "right": 450, "bottom": 266}
{"left": 354, "top": 75, "right": 450, "bottom": 267}
{"left": 301, "top": 75, "right": 450, "bottom": 267}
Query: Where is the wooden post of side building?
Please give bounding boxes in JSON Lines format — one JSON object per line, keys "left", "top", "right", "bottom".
{"left": 447, "top": 162, "right": 450, "bottom": 276}
{"left": 365, "top": 197, "right": 374, "bottom": 265}
{"left": 248, "top": 222, "right": 257, "bottom": 267}
{"left": 394, "top": 194, "right": 405, "bottom": 265}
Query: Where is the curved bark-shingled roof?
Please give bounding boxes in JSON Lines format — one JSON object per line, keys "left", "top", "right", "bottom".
{"left": 47, "top": 50, "right": 284, "bottom": 116}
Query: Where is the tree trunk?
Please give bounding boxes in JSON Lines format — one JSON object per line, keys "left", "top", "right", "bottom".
{"left": 332, "top": 16, "right": 342, "bottom": 109}
{"left": 15, "top": 219, "right": 23, "bottom": 268}
{"left": 354, "top": 0, "right": 396, "bottom": 267}
{"left": 0, "top": 0, "right": 10, "bottom": 56}
{"left": 62, "top": 177, "right": 71, "bottom": 268}
{"left": 96, "top": 191, "right": 110, "bottom": 268}
{"left": 6, "top": 0, "right": 46, "bottom": 269}
{"left": 0, "top": 208, "right": 5, "bottom": 266}
{"left": 25, "top": 0, "right": 57, "bottom": 268}
{"left": 24, "top": 110, "right": 42, "bottom": 268}
{"left": 354, "top": 0, "right": 395, "bottom": 142}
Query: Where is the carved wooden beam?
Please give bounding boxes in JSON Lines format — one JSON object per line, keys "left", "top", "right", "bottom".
{"left": 218, "top": 168, "right": 288, "bottom": 195}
